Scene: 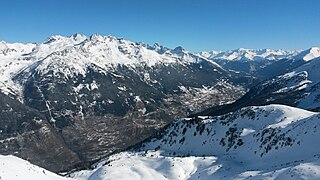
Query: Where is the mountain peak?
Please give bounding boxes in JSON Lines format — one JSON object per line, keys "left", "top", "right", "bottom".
{"left": 309, "top": 47, "right": 320, "bottom": 54}
{"left": 43, "top": 34, "right": 87, "bottom": 45}
{"left": 89, "top": 33, "right": 105, "bottom": 41}
{"left": 294, "top": 47, "right": 320, "bottom": 61}
{"left": 70, "top": 33, "right": 87, "bottom": 41}
{"left": 44, "top": 35, "right": 65, "bottom": 44}
{"left": 149, "top": 43, "right": 169, "bottom": 54}
{"left": 153, "top": 42, "right": 161, "bottom": 48}
{"left": 172, "top": 46, "right": 186, "bottom": 54}
{"left": 236, "top": 48, "right": 251, "bottom": 51}
{"left": 0, "top": 41, "right": 8, "bottom": 49}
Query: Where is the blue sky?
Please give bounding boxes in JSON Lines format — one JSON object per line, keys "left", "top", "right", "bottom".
{"left": 1, "top": 0, "right": 320, "bottom": 52}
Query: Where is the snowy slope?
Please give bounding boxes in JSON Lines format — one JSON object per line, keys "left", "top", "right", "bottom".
{"left": 0, "top": 155, "right": 69, "bottom": 180}
{"left": 22, "top": 34, "right": 223, "bottom": 79}
{"left": 293, "top": 47, "right": 320, "bottom": 61}
{"left": 71, "top": 152, "right": 320, "bottom": 180}
{"left": 291, "top": 57, "right": 320, "bottom": 110}
{"left": 70, "top": 104, "right": 320, "bottom": 179}
{"left": 248, "top": 56, "right": 320, "bottom": 110}
{"left": 0, "top": 41, "right": 36, "bottom": 96}
{"left": 0, "top": 35, "right": 86, "bottom": 97}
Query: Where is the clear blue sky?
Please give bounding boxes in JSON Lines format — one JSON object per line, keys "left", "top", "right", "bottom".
{"left": 1, "top": 0, "right": 320, "bottom": 52}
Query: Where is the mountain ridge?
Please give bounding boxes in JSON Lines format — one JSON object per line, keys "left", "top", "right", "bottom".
{"left": 198, "top": 47, "right": 320, "bottom": 62}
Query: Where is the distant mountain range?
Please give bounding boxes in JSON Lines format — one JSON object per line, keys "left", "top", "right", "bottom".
{"left": 199, "top": 47, "right": 320, "bottom": 61}
{"left": 198, "top": 47, "right": 320, "bottom": 80}
{"left": 195, "top": 51, "right": 320, "bottom": 117}
{"left": 1, "top": 34, "right": 320, "bottom": 179}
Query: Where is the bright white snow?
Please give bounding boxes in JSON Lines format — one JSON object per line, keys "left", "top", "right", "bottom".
{"left": 0, "top": 155, "right": 69, "bottom": 180}
{"left": 199, "top": 48, "right": 301, "bottom": 61}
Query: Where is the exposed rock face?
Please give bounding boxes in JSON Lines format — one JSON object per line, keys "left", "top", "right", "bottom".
{"left": 0, "top": 92, "right": 81, "bottom": 172}
{"left": 16, "top": 59, "right": 245, "bottom": 167}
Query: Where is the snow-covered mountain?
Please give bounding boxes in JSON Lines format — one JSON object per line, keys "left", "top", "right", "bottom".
{"left": 68, "top": 104, "right": 320, "bottom": 179}
{"left": 0, "top": 155, "right": 69, "bottom": 180}
{"left": 199, "top": 48, "right": 320, "bottom": 80}
{"left": 0, "top": 34, "right": 248, "bottom": 172}
{"left": 293, "top": 47, "right": 320, "bottom": 61}
{"left": 251, "top": 56, "right": 320, "bottom": 111}
{"left": 200, "top": 47, "right": 320, "bottom": 62}
{"left": 199, "top": 48, "right": 300, "bottom": 61}
{"left": 0, "top": 34, "right": 87, "bottom": 97}
{"left": 196, "top": 54, "right": 320, "bottom": 118}
{"left": 0, "top": 33, "right": 232, "bottom": 98}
